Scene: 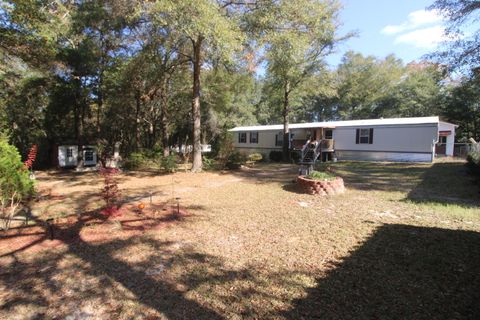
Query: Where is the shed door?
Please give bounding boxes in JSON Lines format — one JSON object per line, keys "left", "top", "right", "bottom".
{"left": 66, "top": 146, "right": 78, "bottom": 166}
{"left": 83, "top": 148, "right": 97, "bottom": 166}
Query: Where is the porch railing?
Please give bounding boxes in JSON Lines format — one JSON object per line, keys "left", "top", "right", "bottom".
{"left": 300, "top": 139, "right": 311, "bottom": 161}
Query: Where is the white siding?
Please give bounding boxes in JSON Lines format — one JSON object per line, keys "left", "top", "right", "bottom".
{"left": 334, "top": 124, "right": 438, "bottom": 153}
{"left": 439, "top": 122, "right": 456, "bottom": 156}
{"left": 58, "top": 145, "right": 78, "bottom": 167}
{"left": 335, "top": 150, "right": 432, "bottom": 162}
{"left": 233, "top": 130, "right": 281, "bottom": 150}
{"left": 232, "top": 123, "right": 442, "bottom": 162}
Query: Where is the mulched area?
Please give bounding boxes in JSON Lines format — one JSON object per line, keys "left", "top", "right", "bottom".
{"left": 0, "top": 202, "right": 188, "bottom": 257}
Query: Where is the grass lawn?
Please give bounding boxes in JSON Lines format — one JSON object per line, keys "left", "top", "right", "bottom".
{"left": 1, "top": 160, "right": 479, "bottom": 319}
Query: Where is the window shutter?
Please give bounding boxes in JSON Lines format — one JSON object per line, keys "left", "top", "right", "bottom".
{"left": 238, "top": 133, "right": 241, "bottom": 143}
{"left": 355, "top": 129, "right": 360, "bottom": 144}
{"left": 369, "top": 128, "right": 374, "bottom": 144}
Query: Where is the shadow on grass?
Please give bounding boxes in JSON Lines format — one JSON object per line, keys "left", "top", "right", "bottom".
{"left": 284, "top": 224, "right": 480, "bottom": 319}
{"left": 332, "top": 161, "right": 479, "bottom": 207}
{"left": 282, "top": 182, "right": 304, "bottom": 194}
{"left": 331, "top": 161, "right": 430, "bottom": 193}
{"left": 406, "top": 162, "right": 480, "bottom": 207}
{"left": 0, "top": 206, "right": 224, "bottom": 318}
{"left": 228, "top": 163, "right": 299, "bottom": 185}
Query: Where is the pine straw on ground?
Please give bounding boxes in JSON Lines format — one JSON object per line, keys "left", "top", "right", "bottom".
{"left": 1, "top": 161, "right": 479, "bottom": 319}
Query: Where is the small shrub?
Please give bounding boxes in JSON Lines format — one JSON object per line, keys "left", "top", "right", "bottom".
{"left": 466, "top": 151, "right": 480, "bottom": 176}
{"left": 161, "top": 154, "right": 178, "bottom": 173}
{"left": 202, "top": 156, "right": 215, "bottom": 170}
{"left": 99, "top": 167, "right": 121, "bottom": 217}
{"left": 0, "top": 133, "right": 34, "bottom": 230}
{"left": 123, "top": 152, "right": 145, "bottom": 170}
{"left": 217, "top": 133, "right": 236, "bottom": 168}
{"left": 269, "top": 151, "right": 283, "bottom": 162}
{"left": 315, "top": 162, "right": 335, "bottom": 173}
{"left": 306, "top": 170, "right": 336, "bottom": 181}
{"left": 123, "top": 149, "right": 164, "bottom": 170}
{"left": 226, "top": 151, "right": 247, "bottom": 169}
{"left": 23, "top": 144, "right": 38, "bottom": 170}
{"left": 143, "top": 146, "right": 163, "bottom": 160}
{"left": 248, "top": 153, "right": 263, "bottom": 162}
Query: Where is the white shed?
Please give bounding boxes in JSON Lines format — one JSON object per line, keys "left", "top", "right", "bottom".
{"left": 58, "top": 145, "right": 79, "bottom": 167}
{"left": 58, "top": 145, "right": 98, "bottom": 168}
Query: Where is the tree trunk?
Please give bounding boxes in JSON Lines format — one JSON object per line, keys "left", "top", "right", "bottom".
{"left": 282, "top": 80, "right": 291, "bottom": 162}
{"left": 74, "top": 78, "right": 82, "bottom": 144}
{"left": 97, "top": 75, "right": 103, "bottom": 136}
{"left": 160, "top": 77, "right": 170, "bottom": 157}
{"left": 135, "top": 90, "right": 141, "bottom": 151}
{"left": 191, "top": 36, "right": 203, "bottom": 172}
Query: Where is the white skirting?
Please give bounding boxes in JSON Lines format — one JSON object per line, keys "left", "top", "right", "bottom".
{"left": 335, "top": 150, "right": 433, "bottom": 162}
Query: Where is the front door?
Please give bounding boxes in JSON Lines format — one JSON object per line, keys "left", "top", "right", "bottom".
{"left": 436, "top": 136, "right": 447, "bottom": 155}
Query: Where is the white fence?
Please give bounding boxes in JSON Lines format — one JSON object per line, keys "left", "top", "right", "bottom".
{"left": 171, "top": 144, "right": 211, "bottom": 154}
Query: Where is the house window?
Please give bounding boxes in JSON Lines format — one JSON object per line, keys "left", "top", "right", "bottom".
{"left": 439, "top": 136, "right": 447, "bottom": 144}
{"left": 324, "top": 129, "right": 333, "bottom": 139}
{"left": 356, "top": 128, "right": 374, "bottom": 144}
{"left": 250, "top": 132, "right": 259, "bottom": 144}
{"left": 359, "top": 129, "right": 369, "bottom": 144}
{"left": 66, "top": 148, "right": 73, "bottom": 157}
{"left": 238, "top": 132, "right": 247, "bottom": 143}
{"left": 275, "top": 132, "right": 284, "bottom": 146}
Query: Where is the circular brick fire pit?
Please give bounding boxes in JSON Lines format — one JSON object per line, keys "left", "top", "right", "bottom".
{"left": 297, "top": 176, "right": 345, "bottom": 195}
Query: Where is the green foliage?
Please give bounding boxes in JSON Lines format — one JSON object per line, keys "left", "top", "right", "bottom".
{"left": 161, "top": 154, "right": 178, "bottom": 173}
{"left": 269, "top": 151, "right": 283, "bottom": 162}
{"left": 248, "top": 153, "right": 263, "bottom": 162}
{"left": 226, "top": 151, "right": 247, "bottom": 170}
{"left": 202, "top": 156, "right": 215, "bottom": 171}
{"left": 216, "top": 132, "right": 237, "bottom": 167}
{"left": 429, "top": 0, "right": 480, "bottom": 70}
{"left": 0, "top": 132, "right": 34, "bottom": 229}
{"left": 0, "top": 0, "right": 471, "bottom": 172}
{"left": 123, "top": 152, "right": 146, "bottom": 171}
{"left": 0, "top": 133, "right": 34, "bottom": 200}
{"left": 442, "top": 72, "right": 480, "bottom": 142}
{"left": 306, "top": 170, "right": 336, "bottom": 181}
{"left": 466, "top": 151, "right": 480, "bottom": 176}
{"left": 123, "top": 150, "right": 163, "bottom": 171}
{"left": 315, "top": 162, "right": 336, "bottom": 174}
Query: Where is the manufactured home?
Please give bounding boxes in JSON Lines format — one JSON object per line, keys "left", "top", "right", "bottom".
{"left": 229, "top": 116, "right": 457, "bottom": 163}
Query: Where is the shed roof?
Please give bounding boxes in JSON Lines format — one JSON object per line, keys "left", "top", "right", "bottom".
{"left": 229, "top": 116, "right": 442, "bottom": 132}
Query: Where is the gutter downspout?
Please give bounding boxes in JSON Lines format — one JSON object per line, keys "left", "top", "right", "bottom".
{"left": 432, "top": 124, "right": 439, "bottom": 162}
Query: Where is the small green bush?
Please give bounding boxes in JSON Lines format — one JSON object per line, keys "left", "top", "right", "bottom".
{"left": 0, "top": 133, "right": 34, "bottom": 230}
{"left": 269, "top": 151, "right": 283, "bottom": 162}
{"left": 306, "top": 170, "right": 336, "bottom": 181}
{"left": 217, "top": 133, "right": 236, "bottom": 168}
{"left": 202, "top": 156, "right": 215, "bottom": 170}
{"left": 161, "top": 154, "right": 178, "bottom": 173}
{"left": 248, "top": 153, "right": 263, "bottom": 162}
{"left": 124, "top": 149, "right": 165, "bottom": 170}
{"left": 466, "top": 151, "right": 480, "bottom": 176}
{"left": 315, "top": 162, "right": 334, "bottom": 173}
{"left": 123, "top": 152, "right": 145, "bottom": 170}
{"left": 226, "top": 151, "right": 247, "bottom": 169}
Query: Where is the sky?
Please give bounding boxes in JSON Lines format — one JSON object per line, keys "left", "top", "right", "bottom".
{"left": 327, "top": 0, "right": 448, "bottom": 67}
